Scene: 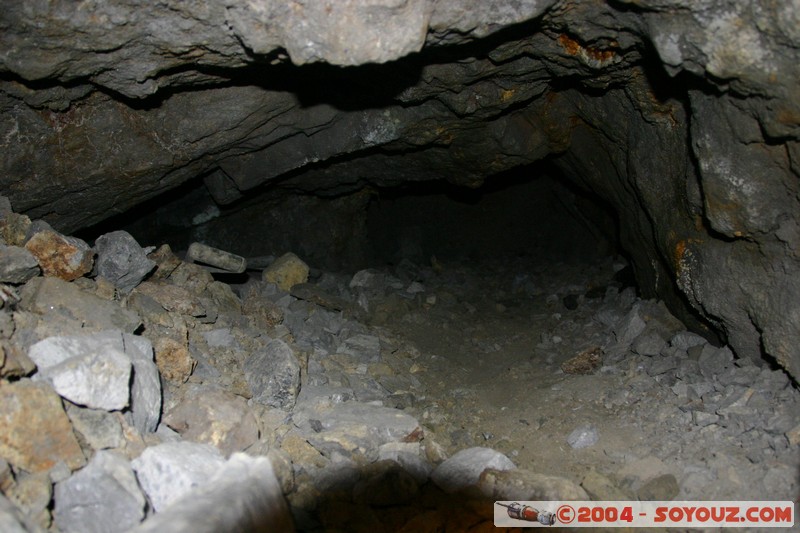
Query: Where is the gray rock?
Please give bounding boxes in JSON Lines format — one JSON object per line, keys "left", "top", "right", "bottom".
{"left": 715, "top": 388, "right": 758, "bottom": 430}
{"left": 717, "top": 365, "right": 761, "bottom": 387}
{"left": 762, "top": 465, "right": 797, "bottom": 498}
{"left": 168, "top": 262, "right": 214, "bottom": 296}
{"left": 131, "top": 441, "right": 225, "bottom": 513}
{"left": 27, "top": 330, "right": 160, "bottom": 429}
{"left": 431, "top": 447, "right": 515, "bottom": 494}
{"left": 20, "top": 277, "right": 141, "bottom": 333}
{"left": 29, "top": 334, "right": 132, "bottom": 410}
{"left": 350, "top": 374, "right": 390, "bottom": 402}
{"left": 336, "top": 334, "right": 381, "bottom": 363}
{"left": 646, "top": 355, "right": 679, "bottom": 376}
{"left": 613, "top": 305, "right": 647, "bottom": 348}
{"left": 675, "top": 359, "right": 701, "bottom": 382}
{"left": 66, "top": 405, "right": 124, "bottom": 450}
{"left": 349, "top": 269, "right": 379, "bottom": 290}
{"left": 687, "top": 343, "right": 705, "bottom": 360}
{"left": 202, "top": 328, "right": 240, "bottom": 349}
{"left": 0, "top": 195, "right": 11, "bottom": 217}
{"left": 54, "top": 451, "right": 145, "bottom": 533}
{"left": 129, "top": 453, "right": 292, "bottom": 533}
{"left": 0, "top": 245, "right": 40, "bottom": 283}
{"left": 692, "top": 411, "right": 720, "bottom": 427}
{"left": 123, "top": 333, "right": 161, "bottom": 434}
{"left": 296, "top": 402, "right": 421, "bottom": 459}
{"left": 0, "top": 493, "right": 33, "bottom": 533}
{"left": 306, "top": 356, "right": 329, "bottom": 387}
{"left": 204, "top": 281, "right": 242, "bottom": 316}
{"left": 754, "top": 367, "right": 792, "bottom": 394}
{"left": 566, "top": 425, "right": 599, "bottom": 449}
{"left": 243, "top": 339, "right": 300, "bottom": 409}
{"left": 632, "top": 329, "right": 667, "bottom": 357}
{"left": 94, "top": 230, "right": 155, "bottom": 294}
{"left": 670, "top": 331, "right": 708, "bottom": 351}
{"left": 6, "top": 471, "right": 51, "bottom": 529}
{"left": 671, "top": 381, "right": 689, "bottom": 400}
{"left": 593, "top": 307, "right": 622, "bottom": 329}
{"left": 660, "top": 345, "right": 687, "bottom": 359}
{"left": 132, "top": 281, "right": 205, "bottom": 317}
{"left": 698, "top": 345, "right": 735, "bottom": 379}
{"left": 294, "top": 384, "right": 354, "bottom": 412}
{"left": 765, "top": 411, "right": 800, "bottom": 435}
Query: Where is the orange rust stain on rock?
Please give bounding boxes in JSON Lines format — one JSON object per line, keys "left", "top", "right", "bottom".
{"left": 674, "top": 239, "right": 688, "bottom": 269}
{"left": 25, "top": 230, "right": 94, "bottom": 281}
{"left": 500, "top": 89, "right": 516, "bottom": 102}
{"left": 557, "top": 33, "right": 617, "bottom": 62}
{"left": 673, "top": 237, "right": 703, "bottom": 274}
{"left": 558, "top": 33, "right": 582, "bottom": 56}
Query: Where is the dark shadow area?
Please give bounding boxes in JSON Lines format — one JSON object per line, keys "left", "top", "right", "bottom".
{"left": 289, "top": 476, "right": 503, "bottom": 532}
{"left": 74, "top": 175, "right": 210, "bottom": 249}
{"left": 366, "top": 163, "right": 623, "bottom": 269}
{"left": 79, "top": 159, "right": 628, "bottom": 285}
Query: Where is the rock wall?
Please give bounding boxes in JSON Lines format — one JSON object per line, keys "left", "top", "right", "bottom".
{"left": 1, "top": 1, "right": 799, "bottom": 380}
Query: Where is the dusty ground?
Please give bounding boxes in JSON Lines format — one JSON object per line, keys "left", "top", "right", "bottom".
{"left": 373, "top": 255, "right": 800, "bottom": 505}
{"left": 381, "top": 258, "right": 636, "bottom": 486}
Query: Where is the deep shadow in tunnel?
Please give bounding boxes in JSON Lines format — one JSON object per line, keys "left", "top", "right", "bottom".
{"left": 364, "top": 163, "right": 623, "bottom": 270}
{"left": 78, "top": 159, "right": 630, "bottom": 292}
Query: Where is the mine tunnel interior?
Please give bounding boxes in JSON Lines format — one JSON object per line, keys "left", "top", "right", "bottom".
{"left": 81, "top": 162, "right": 625, "bottom": 277}
{"left": 2, "top": 2, "right": 800, "bottom": 530}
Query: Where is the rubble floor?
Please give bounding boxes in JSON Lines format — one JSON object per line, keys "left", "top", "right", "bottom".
{"left": 282, "top": 251, "right": 800, "bottom": 531}
{"left": 3, "top": 235, "right": 799, "bottom": 533}
{"left": 364, "top": 254, "right": 800, "bottom": 502}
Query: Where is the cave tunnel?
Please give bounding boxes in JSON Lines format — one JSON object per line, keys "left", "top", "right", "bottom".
{"left": 1, "top": 1, "right": 799, "bottom": 531}
{"left": 81, "top": 161, "right": 622, "bottom": 272}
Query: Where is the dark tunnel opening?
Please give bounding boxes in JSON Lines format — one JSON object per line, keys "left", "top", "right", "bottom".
{"left": 78, "top": 161, "right": 630, "bottom": 286}
{"left": 365, "top": 166, "right": 622, "bottom": 269}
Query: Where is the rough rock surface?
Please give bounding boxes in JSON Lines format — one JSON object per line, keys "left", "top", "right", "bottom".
{"left": 431, "top": 447, "right": 515, "bottom": 493}
{"left": 0, "top": 246, "right": 39, "bottom": 284}
{"left": 0, "top": 204, "right": 797, "bottom": 530}
{"left": 24, "top": 231, "right": 93, "bottom": 282}
{"left": 1, "top": 1, "right": 799, "bottom": 383}
{"left": 163, "top": 384, "right": 258, "bottom": 456}
{"left": 28, "top": 334, "right": 132, "bottom": 411}
{"left": 1, "top": 2, "right": 800, "bottom": 531}
{"left": 262, "top": 252, "right": 310, "bottom": 292}
{"left": 243, "top": 338, "right": 301, "bottom": 409}
{"left": 131, "top": 441, "right": 225, "bottom": 513}
{"left": 129, "top": 453, "right": 292, "bottom": 533}
{"left": 19, "top": 277, "right": 141, "bottom": 333}
{"left": 0, "top": 380, "right": 85, "bottom": 473}
{"left": 53, "top": 451, "right": 145, "bottom": 533}
{"left": 93, "top": 231, "right": 155, "bottom": 295}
